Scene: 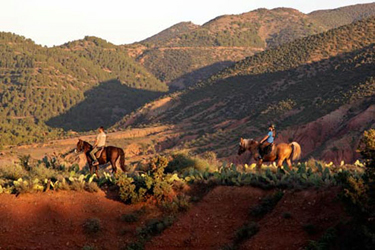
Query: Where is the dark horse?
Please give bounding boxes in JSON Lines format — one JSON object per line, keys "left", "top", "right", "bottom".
{"left": 238, "top": 138, "right": 301, "bottom": 170}
{"left": 76, "top": 139, "right": 126, "bottom": 176}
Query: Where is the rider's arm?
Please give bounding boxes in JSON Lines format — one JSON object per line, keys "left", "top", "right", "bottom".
{"left": 93, "top": 135, "right": 98, "bottom": 147}
{"left": 260, "top": 135, "right": 268, "bottom": 144}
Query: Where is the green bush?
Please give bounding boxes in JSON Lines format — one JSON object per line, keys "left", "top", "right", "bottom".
{"left": 0, "top": 165, "right": 28, "bottom": 180}
{"left": 306, "top": 227, "right": 337, "bottom": 250}
{"left": 84, "top": 182, "right": 99, "bottom": 193}
{"left": 30, "top": 165, "right": 59, "bottom": 180}
{"left": 116, "top": 155, "right": 182, "bottom": 204}
{"left": 250, "top": 190, "right": 284, "bottom": 218}
{"left": 303, "top": 223, "right": 318, "bottom": 235}
{"left": 282, "top": 212, "right": 292, "bottom": 219}
{"left": 121, "top": 213, "right": 139, "bottom": 223}
{"left": 82, "top": 246, "right": 96, "bottom": 250}
{"left": 83, "top": 218, "right": 102, "bottom": 235}
{"left": 166, "top": 151, "right": 217, "bottom": 174}
{"left": 358, "top": 129, "right": 375, "bottom": 168}
{"left": 234, "top": 222, "right": 259, "bottom": 244}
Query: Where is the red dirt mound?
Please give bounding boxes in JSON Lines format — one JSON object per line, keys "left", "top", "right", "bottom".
{"left": 0, "top": 191, "right": 149, "bottom": 250}
{"left": 145, "top": 186, "right": 270, "bottom": 250}
{"left": 0, "top": 186, "right": 347, "bottom": 250}
{"left": 241, "top": 187, "right": 345, "bottom": 250}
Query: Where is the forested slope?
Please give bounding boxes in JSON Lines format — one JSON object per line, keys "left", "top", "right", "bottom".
{"left": 130, "top": 3, "right": 375, "bottom": 89}
{"left": 115, "top": 17, "right": 375, "bottom": 162}
{"left": 0, "top": 34, "right": 167, "bottom": 146}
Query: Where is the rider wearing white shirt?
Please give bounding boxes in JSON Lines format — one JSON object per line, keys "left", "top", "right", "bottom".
{"left": 90, "top": 126, "right": 106, "bottom": 166}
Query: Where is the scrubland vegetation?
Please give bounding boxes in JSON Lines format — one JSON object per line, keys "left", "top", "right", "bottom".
{"left": 1, "top": 129, "right": 374, "bottom": 249}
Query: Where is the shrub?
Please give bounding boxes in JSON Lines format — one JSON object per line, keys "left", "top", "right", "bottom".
{"left": 83, "top": 218, "right": 102, "bottom": 235}
{"left": 250, "top": 190, "right": 284, "bottom": 218}
{"left": 234, "top": 222, "right": 259, "bottom": 244}
{"left": 116, "top": 155, "right": 182, "bottom": 204}
{"left": 82, "top": 246, "right": 96, "bottom": 250}
{"left": 84, "top": 182, "right": 99, "bottom": 193}
{"left": 115, "top": 174, "right": 140, "bottom": 204}
{"left": 166, "top": 151, "right": 217, "bottom": 174}
{"left": 18, "top": 155, "right": 31, "bottom": 170}
{"left": 125, "top": 242, "right": 144, "bottom": 250}
{"left": 303, "top": 223, "right": 318, "bottom": 235}
{"left": 306, "top": 227, "right": 337, "bottom": 250}
{"left": 358, "top": 129, "right": 375, "bottom": 206}
{"left": 358, "top": 129, "right": 375, "bottom": 168}
{"left": 0, "top": 165, "right": 28, "bottom": 180}
{"left": 30, "top": 165, "right": 59, "bottom": 180}
{"left": 121, "top": 213, "right": 139, "bottom": 223}
{"left": 137, "top": 216, "right": 175, "bottom": 239}
{"left": 160, "top": 194, "right": 191, "bottom": 214}
{"left": 282, "top": 212, "right": 292, "bottom": 219}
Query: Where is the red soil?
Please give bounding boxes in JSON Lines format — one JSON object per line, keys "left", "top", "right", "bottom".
{"left": 146, "top": 187, "right": 345, "bottom": 250}
{"left": 241, "top": 188, "right": 344, "bottom": 250}
{"left": 0, "top": 186, "right": 346, "bottom": 250}
{"left": 145, "top": 186, "right": 270, "bottom": 250}
{"left": 0, "top": 191, "right": 151, "bottom": 250}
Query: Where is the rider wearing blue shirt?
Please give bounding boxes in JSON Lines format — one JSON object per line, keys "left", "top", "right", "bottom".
{"left": 259, "top": 124, "right": 276, "bottom": 159}
{"left": 266, "top": 130, "right": 274, "bottom": 143}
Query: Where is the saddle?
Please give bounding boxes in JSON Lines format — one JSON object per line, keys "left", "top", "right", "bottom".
{"left": 95, "top": 147, "right": 106, "bottom": 157}
{"left": 260, "top": 143, "right": 275, "bottom": 157}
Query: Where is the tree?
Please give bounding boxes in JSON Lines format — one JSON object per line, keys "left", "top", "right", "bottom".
{"left": 358, "top": 129, "right": 375, "bottom": 212}
{"left": 358, "top": 129, "right": 375, "bottom": 168}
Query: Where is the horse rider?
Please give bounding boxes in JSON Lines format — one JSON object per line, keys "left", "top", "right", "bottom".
{"left": 259, "top": 124, "right": 276, "bottom": 159}
{"left": 90, "top": 126, "right": 107, "bottom": 166}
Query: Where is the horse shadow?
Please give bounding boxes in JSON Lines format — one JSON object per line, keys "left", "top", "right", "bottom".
{"left": 46, "top": 79, "right": 164, "bottom": 132}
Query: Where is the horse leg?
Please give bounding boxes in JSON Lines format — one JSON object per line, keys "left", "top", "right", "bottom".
{"left": 110, "top": 158, "right": 117, "bottom": 174}
{"left": 286, "top": 159, "right": 292, "bottom": 170}
{"left": 86, "top": 156, "right": 93, "bottom": 175}
{"left": 95, "top": 165, "right": 99, "bottom": 178}
{"left": 256, "top": 159, "right": 263, "bottom": 170}
{"left": 277, "top": 158, "right": 284, "bottom": 169}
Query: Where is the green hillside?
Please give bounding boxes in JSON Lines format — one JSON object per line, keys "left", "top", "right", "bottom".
{"left": 116, "top": 17, "right": 375, "bottom": 160}
{"left": 309, "top": 2, "right": 375, "bottom": 29}
{"left": 132, "top": 4, "right": 375, "bottom": 89}
{"left": 1, "top": 2, "right": 375, "bottom": 148}
{"left": 141, "top": 22, "right": 200, "bottom": 46}
{"left": 0, "top": 34, "right": 167, "bottom": 146}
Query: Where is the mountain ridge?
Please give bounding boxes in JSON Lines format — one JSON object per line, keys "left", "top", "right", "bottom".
{"left": 130, "top": 2, "right": 375, "bottom": 89}
{"left": 114, "top": 17, "right": 375, "bottom": 163}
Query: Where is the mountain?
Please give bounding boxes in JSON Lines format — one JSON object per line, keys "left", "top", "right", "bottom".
{"left": 309, "top": 2, "right": 375, "bottom": 29}
{"left": 0, "top": 34, "right": 167, "bottom": 146}
{"left": 128, "top": 3, "right": 375, "bottom": 89}
{"left": 141, "top": 22, "right": 200, "bottom": 45}
{"left": 1, "top": 2, "right": 375, "bottom": 148}
{"left": 131, "top": 8, "right": 325, "bottom": 89}
{"left": 114, "top": 17, "right": 375, "bottom": 163}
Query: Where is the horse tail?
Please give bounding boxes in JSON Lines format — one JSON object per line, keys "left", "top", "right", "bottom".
{"left": 289, "top": 142, "right": 301, "bottom": 161}
{"left": 119, "top": 148, "right": 126, "bottom": 172}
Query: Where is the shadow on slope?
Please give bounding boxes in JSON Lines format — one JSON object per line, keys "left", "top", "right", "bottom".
{"left": 168, "top": 60, "right": 235, "bottom": 90}
{"left": 47, "top": 80, "right": 164, "bottom": 132}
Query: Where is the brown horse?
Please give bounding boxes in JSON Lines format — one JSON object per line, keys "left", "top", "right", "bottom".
{"left": 238, "top": 138, "right": 301, "bottom": 170}
{"left": 76, "top": 139, "right": 126, "bottom": 176}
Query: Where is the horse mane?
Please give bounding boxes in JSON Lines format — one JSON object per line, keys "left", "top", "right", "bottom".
{"left": 243, "top": 138, "right": 258, "bottom": 149}
{"left": 78, "top": 140, "right": 93, "bottom": 151}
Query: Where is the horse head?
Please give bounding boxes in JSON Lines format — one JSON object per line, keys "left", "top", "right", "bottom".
{"left": 75, "top": 139, "right": 87, "bottom": 153}
{"left": 238, "top": 138, "right": 247, "bottom": 155}
{"left": 238, "top": 138, "right": 258, "bottom": 155}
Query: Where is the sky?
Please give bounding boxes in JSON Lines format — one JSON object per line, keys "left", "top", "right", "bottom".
{"left": 1, "top": 0, "right": 374, "bottom": 47}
